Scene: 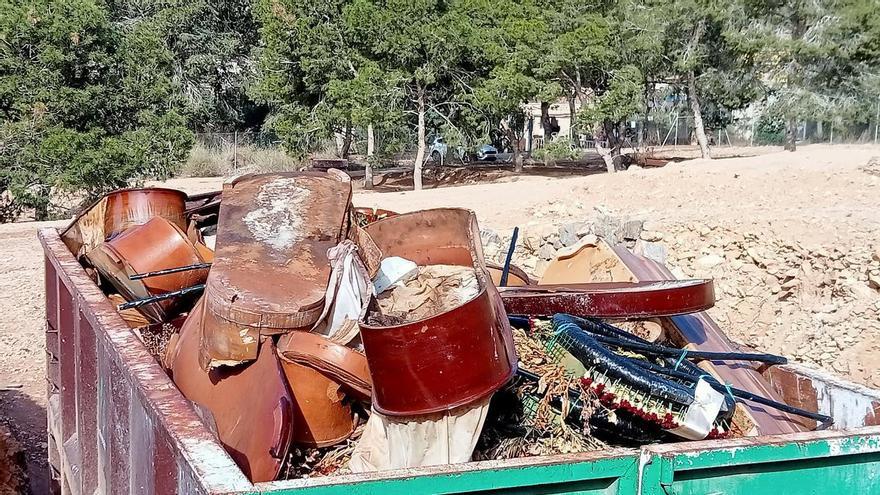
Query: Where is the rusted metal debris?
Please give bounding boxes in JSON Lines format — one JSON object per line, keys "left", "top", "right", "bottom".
{"left": 58, "top": 173, "right": 825, "bottom": 484}
{"left": 498, "top": 279, "right": 716, "bottom": 318}
{"left": 167, "top": 298, "right": 294, "bottom": 483}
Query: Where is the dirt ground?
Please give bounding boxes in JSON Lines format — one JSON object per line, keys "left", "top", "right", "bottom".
{"left": 1, "top": 143, "right": 878, "bottom": 492}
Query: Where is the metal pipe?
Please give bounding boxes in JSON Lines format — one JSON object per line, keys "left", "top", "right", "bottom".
{"left": 587, "top": 333, "right": 787, "bottom": 365}
{"left": 499, "top": 226, "right": 519, "bottom": 287}
{"left": 128, "top": 262, "right": 212, "bottom": 280}
{"left": 117, "top": 284, "right": 205, "bottom": 311}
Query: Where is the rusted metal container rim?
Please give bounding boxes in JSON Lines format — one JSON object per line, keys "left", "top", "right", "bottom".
{"left": 499, "top": 279, "right": 715, "bottom": 318}
{"left": 60, "top": 187, "right": 188, "bottom": 237}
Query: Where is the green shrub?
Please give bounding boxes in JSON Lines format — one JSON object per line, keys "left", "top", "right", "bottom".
{"left": 532, "top": 138, "right": 581, "bottom": 163}
{"left": 754, "top": 115, "right": 786, "bottom": 145}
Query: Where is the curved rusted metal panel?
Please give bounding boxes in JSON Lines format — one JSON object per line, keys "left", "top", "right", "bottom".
{"left": 103, "top": 188, "right": 188, "bottom": 239}
{"left": 277, "top": 331, "right": 369, "bottom": 448}
{"left": 60, "top": 187, "right": 188, "bottom": 259}
{"left": 360, "top": 208, "right": 517, "bottom": 417}
{"left": 498, "top": 279, "right": 715, "bottom": 318}
{"left": 277, "top": 331, "right": 371, "bottom": 402}
{"left": 486, "top": 262, "right": 533, "bottom": 287}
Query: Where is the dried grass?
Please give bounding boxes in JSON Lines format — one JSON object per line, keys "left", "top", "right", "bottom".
{"left": 178, "top": 143, "right": 303, "bottom": 178}
{"left": 474, "top": 324, "right": 608, "bottom": 460}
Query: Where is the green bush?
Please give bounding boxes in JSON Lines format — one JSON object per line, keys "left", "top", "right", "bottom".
{"left": 754, "top": 114, "right": 786, "bottom": 145}
{"left": 0, "top": 1, "right": 194, "bottom": 221}
{"left": 532, "top": 138, "right": 580, "bottom": 163}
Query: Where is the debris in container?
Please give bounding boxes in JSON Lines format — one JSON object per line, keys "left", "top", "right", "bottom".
{"left": 63, "top": 177, "right": 837, "bottom": 485}
{"left": 281, "top": 424, "right": 364, "bottom": 479}
{"left": 86, "top": 216, "right": 210, "bottom": 322}
{"left": 498, "top": 279, "right": 717, "bottom": 319}
{"left": 107, "top": 293, "right": 151, "bottom": 328}
{"left": 277, "top": 331, "right": 369, "bottom": 447}
{"left": 137, "top": 321, "right": 178, "bottom": 363}
{"left": 352, "top": 207, "right": 397, "bottom": 228}
{"left": 167, "top": 298, "right": 295, "bottom": 483}
{"left": 359, "top": 208, "right": 516, "bottom": 417}
{"left": 199, "top": 171, "right": 353, "bottom": 369}
{"left": 311, "top": 240, "right": 373, "bottom": 343}
{"left": 474, "top": 324, "right": 608, "bottom": 460}
{"left": 371, "top": 256, "right": 419, "bottom": 295}
{"left": 370, "top": 264, "right": 479, "bottom": 324}
{"left": 59, "top": 187, "right": 189, "bottom": 259}
{"left": 349, "top": 397, "right": 491, "bottom": 472}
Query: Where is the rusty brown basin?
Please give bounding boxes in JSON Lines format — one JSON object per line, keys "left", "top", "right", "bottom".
{"left": 360, "top": 208, "right": 517, "bottom": 416}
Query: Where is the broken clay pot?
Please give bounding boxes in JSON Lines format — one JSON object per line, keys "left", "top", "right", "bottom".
{"left": 87, "top": 216, "right": 210, "bottom": 322}
{"left": 168, "top": 298, "right": 294, "bottom": 482}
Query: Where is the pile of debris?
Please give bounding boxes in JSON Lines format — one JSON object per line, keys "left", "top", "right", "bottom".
{"left": 483, "top": 212, "right": 880, "bottom": 388}
{"left": 60, "top": 171, "right": 830, "bottom": 483}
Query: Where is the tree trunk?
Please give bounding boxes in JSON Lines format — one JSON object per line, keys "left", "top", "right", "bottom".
{"left": 34, "top": 202, "right": 49, "bottom": 222}
{"left": 567, "top": 94, "right": 577, "bottom": 143}
{"left": 784, "top": 116, "right": 797, "bottom": 151}
{"left": 507, "top": 128, "right": 524, "bottom": 173}
{"left": 540, "top": 101, "right": 552, "bottom": 137}
{"left": 341, "top": 123, "right": 353, "bottom": 158}
{"left": 597, "top": 122, "right": 616, "bottom": 174}
{"left": 687, "top": 71, "right": 711, "bottom": 159}
{"left": 365, "top": 123, "right": 375, "bottom": 190}
{"left": 413, "top": 90, "right": 426, "bottom": 191}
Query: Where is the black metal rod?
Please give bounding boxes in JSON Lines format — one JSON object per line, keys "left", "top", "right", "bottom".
{"left": 499, "top": 226, "right": 519, "bottom": 287}
{"left": 626, "top": 357, "right": 833, "bottom": 425}
{"left": 128, "top": 263, "right": 212, "bottom": 280}
{"left": 587, "top": 333, "right": 788, "bottom": 365}
{"left": 117, "top": 284, "right": 206, "bottom": 311}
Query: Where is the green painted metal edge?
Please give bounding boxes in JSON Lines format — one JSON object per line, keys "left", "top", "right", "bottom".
{"left": 672, "top": 434, "right": 880, "bottom": 471}
{"left": 654, "top": 429, "right": 880, "bottom": 471}
{"left": 638, "top": 428, "right": 880, "bottom": 495}
{"left": 257, "top": 454, "right": 640, "bottom": 495}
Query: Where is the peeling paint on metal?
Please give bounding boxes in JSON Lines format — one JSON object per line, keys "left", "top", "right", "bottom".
{"left": 242, "top": 178, "right": 310, "bottom": 252}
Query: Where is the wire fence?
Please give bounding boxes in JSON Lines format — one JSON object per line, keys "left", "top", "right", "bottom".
{"left": 195, "top": 117, "right": 880, "bottom": 163}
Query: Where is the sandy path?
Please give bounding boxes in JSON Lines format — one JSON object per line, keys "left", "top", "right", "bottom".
{"left": 1, "top": 143, "right": 878, "bottom": 491}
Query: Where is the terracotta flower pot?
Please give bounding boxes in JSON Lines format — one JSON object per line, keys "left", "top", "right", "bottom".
{"left": 277, "top": 331, "right": 369, "bottom": 447}
{"left": 87, "top": 216, "right": 210, "bottom": 322}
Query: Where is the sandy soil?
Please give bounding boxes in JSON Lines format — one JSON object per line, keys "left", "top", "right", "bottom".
{"left": 1, "top": 143, "right": 878, "bottom": 491}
